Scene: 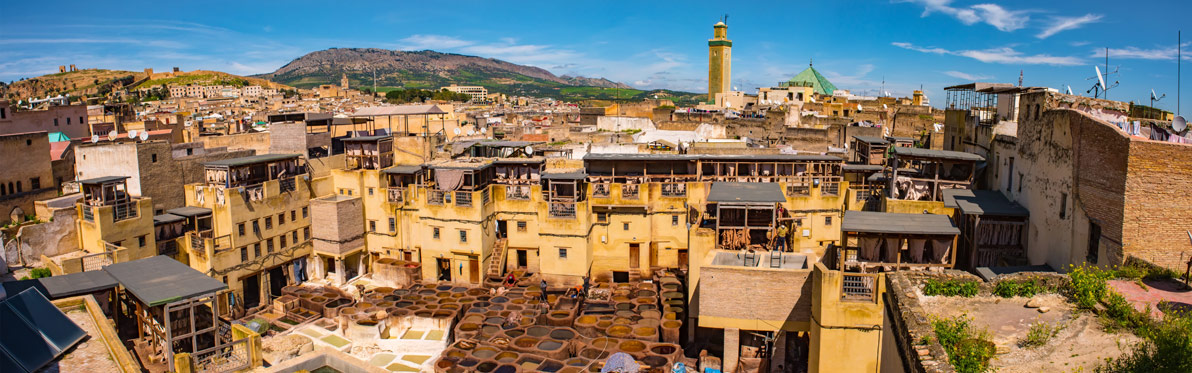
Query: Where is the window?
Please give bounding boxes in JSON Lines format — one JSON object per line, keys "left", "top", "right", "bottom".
{"left": 459, "top": 230, "right": 467, "bottom": 243}
{"left": 138, "top": 235, "right": 146, "bottom": 247}
{"left": 1087, "top": 221, "right": 1101, "bottom": 263}
{"left": 303, "top": 227, "right": 310, "bottom": 240}
{"left": 30, "top": 178, "right": 39, "bottom": 190}
{"left": 79, "top": 116, "right": 84, "bottom": 124}
{"left": 0, "top": 107, "right": 5, "bottom": 119}
{"left": 794, "top": 218, "right": 804, "bottom": 227}
{"left": 369, "top": 220, "right": 377, "bottom": 232}
{"left": 558, "top": 248, "right": 568, "bottom": 259}
{"left": 292, "top": 231, "right": 298, "bottom": 243}
{"left": 1060, "top": 193, "right": 1068, "bottom": 219}
{"left": 265, "top": 217, "right": 272, "bottom": 229}
{"left": 15, "top": 181, "right": 20, "bottom": 193}
{"left": 597, "top": 212, "right": 608, "bottom": 223}
{"left": 26, "top": 139, "right": 32, "bottom": 146}
{"left": 623, "top": 222, "right": 630, "bottom": 231}
{"left": 291, "top": 210, "right": 296, "bottom": 221}
{"left": 302, "top": 207, "right": 308, "bottom": 218}
{"left": 238, "top": 223, "right": 246, "bottom": 236}
{"left": 517, "top": 221, "right": 527, "bottom": 232}
{"left": 824, "top": 216, "right": 833, "bottom": 226}
{"left": 389, "top": 217, "right": 396, "bottom": 232}
{"left": 278, "top": 213, "right": 285, "bottom": 225}
{"left": 66, "top": 117, "right": 70, "bottom": 124}
{"left": 368, "top": 187, "right": 374, "bottom": 196}
{"left": 280, "top": 235, "right": 286, "bottom": 248}
{"left": 252, "top": 220, "right": 260, "bottom": 234}
{"left": 240, "top": 247, "right": 248, "bottom": 261}
{"left": 54, "top": 118, "right": 59, "bottom": 126}
{"left": 186, "top": 148, "right": 193, "bottom": 156}
{"left": 672, "top": 215, "right": 679, "bottom": 226}
{"left": 151, "top": 154, "right": 157, "bottom": 163}
{"left": 433, "top": 227, "right": 440, "bottom": 240}
{"left": 256, "top": 243, "right": 263, "bottom": 257}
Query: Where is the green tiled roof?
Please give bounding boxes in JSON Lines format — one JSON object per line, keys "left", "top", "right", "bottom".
{"left": 787, "top": 66, "right": 837, "bottom": 95}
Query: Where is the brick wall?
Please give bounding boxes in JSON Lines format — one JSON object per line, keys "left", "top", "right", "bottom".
{"left": 698, "top": 266, "right": 812, "bottom": 326}
{"left": 1122, "top": 139, "right": 1192, "bottom": 270}
{"left": 1071, "top": 111, "right": 1130, "bottom": 262}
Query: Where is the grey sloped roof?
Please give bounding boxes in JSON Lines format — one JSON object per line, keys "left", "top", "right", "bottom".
{"left": 842, "top": 210, "right": 959, "bottom": 235}
{"left": 203, "top": 154, "right": 300, "bottom": 167}
{"left": 103, "top": 256, "right": 227, "bottom": 307}
{"left": 76, "top": 176, "right": 129, "bottom": 185}
{"left": 382, "top": 165, "right": 424, "bottom": 174}
{"left": 541, "top": 172, "right": 587, "bottom": 180}
{"left": 852, "top": 135, "right": 889, "bottom": 145}
{"left": 707, "top": 182, "right": 786, "bottom": 203}
{"left": 942, "top": 189, "right": 1029, "bottom": 217}
{"left": 166, "top": 206, "right": 212, "bottom": 217}
{"left": 892, "top": 147, "right": 984, "bottom": 162}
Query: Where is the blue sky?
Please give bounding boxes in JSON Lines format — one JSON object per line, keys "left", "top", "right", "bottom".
{"left": 2, "top": 0, "right": 1190, "bottom": 110}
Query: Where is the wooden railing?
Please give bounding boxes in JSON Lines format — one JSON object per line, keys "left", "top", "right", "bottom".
{"left": 428, "top": 190, "right": 445, "bottom": 205}
{"left": 660, "top": 183, "right": 687, "bottom": 197}
{"left": 621, "top": 184, "right": 640, "bottom": 200}
{"left": 456, "top": 191, "right": 473, "bottom": 207}
{"left": 549, "top": 202, "right": 577, "bottom": 219}
{"left": 506, "top": 185, "right": 531, "bottom": 200}
{"left": 387, "top": 187, "right": 404, "bottom": 203}
{"left": 591, "top": 183, "right": 610, "bottom": 198}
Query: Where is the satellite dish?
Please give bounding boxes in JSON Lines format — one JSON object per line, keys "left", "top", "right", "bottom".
{"left": 453, "top": 127, "right": 461, "bottom": 135}
{"left": 467, "top": 129, "right": 475, "bottom": 136}
{"left": 90, "top": 135, "right": 99, "bottom": 144}
{"left": 107, "top": 131, "right": 118, "bottom": 141}
{"left": 128, "top": 130, "right": 138, "bottom": 139}
{"left": 857, "top": 105, "right": 863, "bottom": 112}
{"left": 481, "top": 127, "right": 487, "bottom": 134}
{"left": 524, "top": 146, "right": 534, "bottom": 155}
{"left": 1095, "top": 66, "right": 1106, "bottom": 90}
{"left": 139, "top": 131, "right": 149, "bottom": 141}
{"left": 1174, "top": 116, "right": 1187, "bottom": 132}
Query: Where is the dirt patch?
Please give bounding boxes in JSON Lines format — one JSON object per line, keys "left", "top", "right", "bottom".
{"left": 919, "top": 293, "right": 1140, "bottom": 372}
{"left": 43, "top": 308, "right": 121, "bottom": 373}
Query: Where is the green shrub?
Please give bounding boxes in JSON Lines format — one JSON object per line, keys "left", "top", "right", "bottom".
{"left": 1020, "top": 321, "right": 1065, "bottom": 348}
{"left": 934, "top": 315, "right": 996, "bottom": 373}
{"left": 1101, "top": 292, "right": 1151, "bottom": 332}
{"left": 30, "top": 267, "right": 52, "bottom": 279}
{"left": 923, "top": 279, "right": 980, "bottom": 297}
{"left": 993, "top": 278, "right": 1049, "bottom": 298}
{"left": 1068, "top": 264, "right": 1113, "bottom": 310}
{"left": 1098, "top": 312, "right": 1192, "bottom": 372}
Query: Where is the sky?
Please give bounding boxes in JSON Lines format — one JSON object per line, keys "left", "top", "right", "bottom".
{"left": 2, "top": 0, "right": 1191, "bottom": 111}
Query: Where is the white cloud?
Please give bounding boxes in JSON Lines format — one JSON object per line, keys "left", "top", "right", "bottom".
{"left": 1098, "top": 43, "right": 1192, "bottom": 61}
{"left": 892, "top": 42, "right": 1084, "bottom": 66}
{"left": 1037, "top": 14, "right": 1103, "bottom": 39}
{"left": 397, "top": 34, "right": 474, "bottom": 50}
{"left": 902, "top": 0, "right": 1029, "bottom": 31}
{"left": 943, "top": 71, "right": 992, "bottom": 80}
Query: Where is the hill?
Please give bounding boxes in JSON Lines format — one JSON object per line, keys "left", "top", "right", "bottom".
{"left": 1, "top": 68, "right": 291, "bottom": 102}
{"left": 254, "top": 48, "right": 668, "bottom": 101}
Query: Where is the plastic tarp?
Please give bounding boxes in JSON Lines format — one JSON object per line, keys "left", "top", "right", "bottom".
{"left": 435, "top": 169, "right": 466, "bottom": 191}
{"left": 601, "top": 352, "right": 641, "bottom": 373}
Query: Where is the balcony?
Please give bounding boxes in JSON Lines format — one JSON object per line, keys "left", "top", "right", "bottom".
{"left": 841, "top": 273, "right": 879, "bottom": 302}
{"left": 279, "top": 177, "right": 297, "bottom": 193}
{"left": 428, "top": 190, "right": 445, "bottom": 205}
{"left": 387, "top": 187, "right": 405, "bottom": 203}
{"left": 592, "top": 183, "right": 610, "bottom": 198}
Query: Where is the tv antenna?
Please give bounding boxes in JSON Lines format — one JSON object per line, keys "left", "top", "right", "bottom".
{"left": 1150, "top": 89, "right": 1167, "bottom": 119}
{"left": 1018, "top": 70, "right": 1024, "bottom": 87}
{"left": 1086, "top": 48, "right": 1120, "bottom": 99}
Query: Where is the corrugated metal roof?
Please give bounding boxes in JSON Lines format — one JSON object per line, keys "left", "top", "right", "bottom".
{"left": 942, "top": 189, "right": 1029, "bottom": 217}
{"left": 382, "top": 165, "right": 424, "bottom": 174}
{"left": 352, "top": 104, "right": 448, "bottom": 116}
{"left": 103, "top": 256, "right": 227, "bottom": 307}
{"left": 892, "top": 147, "right": 984, "bottom": 162}
{"left": 76, "top": 176, "right": 129, "bottom": 185}
{"left": 541, "top": 172, "right": 587, "bottom": 180}
{"left": 842, "top": 210, "right": 959, "bottom": 235}
{"left": 707, "top": 182, "right": 786, "bottom": 203}
{"left": 203, "top": 153, "right": 300, "bottom": 167}
{"left": 852, "top": 135, "right": 889, "bottom": 145}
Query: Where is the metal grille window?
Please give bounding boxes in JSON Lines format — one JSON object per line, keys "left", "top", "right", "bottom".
{"left": 621, "top": 184, "right": 640, "bottom": 199}
{"left": 549, "top": 202, "right": 577, "bottom": 219}
{"left": 428, "top": 190, "right": 445, "bottom": 205}
{"left": 278, "top": 213, "right": 285, "bottom": 225}
{"left": 303, "top": 227, "right": 309, "bottom": 240}
{"left": 506, "top": 185, "right": 531, "bottom": 200}
{"left": 517, "top": 221, "right": 527, "bottom": 232}
{"left": 592, "top": 183, "right": 610, "bottom": 197}
{"left": 482, "top": 188, "right": 491, "bottom": 205}
{"left": 369, "top": 220, "right": 377, "bottom": 232}
{"left": 389, "top": 217, "right": 396, "bottom": 232}
{"left": 787, "top": 178, "right": 810, "bottom": 196}
{"left": 559, "top": 248, "right": 568, "bottom": 259}
{"left": 302, "top": 207, "right": 308, "bottom": 218}
{"left": 265, "top": 217, "right": 272, "bottom": 230}
{"left": 433, "top": 227, "right": 440, "bottom": 239}
{"left": 280, "top": 235, "right": 286, "bottom": 248}
{"left": 459, "top": 230, "right": 467, "bottom": 243}
{"left": 240, "top": 247, "right": 247, "bottom": 261}
{"left": 456, "top": 191, "right": 473, "bottom": 207}
{"left": 238, "top": 223, "right": 245, "bottom": 236}
{"left": 660, "top": 183, "right": 687, "bottom": 197}
{"left": 292, "top": 231, "right": 298, "bottom": 243}
{"left": 821, "top": 179, "right": 840, "bottom": 196}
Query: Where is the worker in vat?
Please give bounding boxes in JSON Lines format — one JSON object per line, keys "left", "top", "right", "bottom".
{"left": 504, "top": 272, "right": 517, "bottom": 287}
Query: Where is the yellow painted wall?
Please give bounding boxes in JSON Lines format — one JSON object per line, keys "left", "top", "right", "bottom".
{"left": 808, "top": 262, "right": 886, "bottom": 373}
{"left": 75, "top": 198, "right": 156, "bottom": 260}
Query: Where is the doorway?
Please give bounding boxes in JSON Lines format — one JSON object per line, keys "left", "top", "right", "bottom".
{"left": 649, "top": 243, "right": 659, "bottom": 268}
{"left": 496, "top": 220, "right": 507, "bottom": 239}
{"left": 437, "top": 258, "right": 452, "bottom": 281}
{"left": 403, "top": 251, "right": 413, "bottom": 261}
{"left": 629, "top": 243, "right": 640, "bottom": 271}
{"left": 517, "top": 250, "right": 528, "bottom": 268}
{"left": 468, "top": 256, "right": 480, "bottom": 284}
{"left": 242, "top": 274, "right": 261, "bottom": 310}
{"left": 268, "top": 265, "right": 288, "bottom": 299}
{"left": 612, "top": 271, "right": 629, "bottom": 283}
{"left": 678, "top": 249, "right": 689, "bottom": 269}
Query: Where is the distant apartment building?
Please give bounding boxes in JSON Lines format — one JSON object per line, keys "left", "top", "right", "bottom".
{"left": 0, "top": 100, "right": 90, "bottom": 138}
{"left": 442, "top": 84, "right": 488, "bottom": 101}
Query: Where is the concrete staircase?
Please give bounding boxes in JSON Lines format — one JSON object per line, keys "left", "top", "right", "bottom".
{"left": 486, "top": 238, "right": 509, "bottom": 278}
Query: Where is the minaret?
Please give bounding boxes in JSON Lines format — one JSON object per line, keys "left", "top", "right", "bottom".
{"left": 708, "top": 20, "right": 732, "bottom": 103}
{"left": 341, "top": 73, "right": 349, "bottom": 90}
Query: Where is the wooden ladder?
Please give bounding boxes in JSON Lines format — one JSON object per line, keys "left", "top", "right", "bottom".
{"left": 486, "top": 238, "right": 509, "bottom": 277}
